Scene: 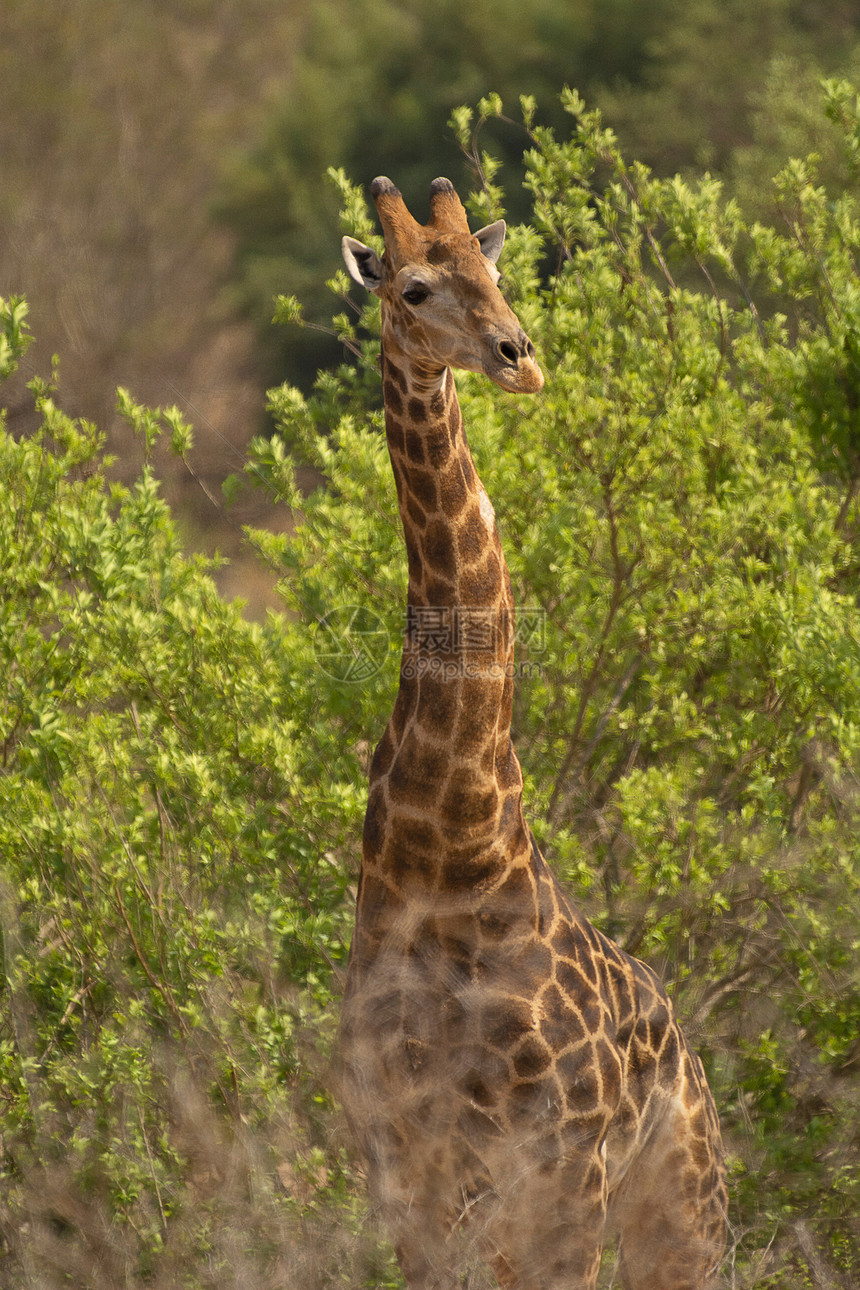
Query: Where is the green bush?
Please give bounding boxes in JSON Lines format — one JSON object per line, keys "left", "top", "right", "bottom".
{"left": 3, "top": 82, "right": 860, "bottom": 1286}
{"left": 0, "top": 302, "right": 381, "bottom": 1284}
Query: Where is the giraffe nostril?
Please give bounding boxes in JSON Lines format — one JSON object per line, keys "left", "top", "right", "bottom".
{"left": 496, "top": 340, "right": 520, "bottom": 366}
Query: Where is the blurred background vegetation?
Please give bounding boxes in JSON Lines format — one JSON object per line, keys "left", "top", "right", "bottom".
{"left": 3, "top": 2, "right": 860, "bottom": 1287}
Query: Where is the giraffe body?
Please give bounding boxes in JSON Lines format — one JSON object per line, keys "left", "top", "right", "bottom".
{"left": 340, "top": 177, "right": 727, "bottom": 1289}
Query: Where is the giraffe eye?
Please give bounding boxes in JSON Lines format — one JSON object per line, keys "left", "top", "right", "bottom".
{"left": 402, "top": 283, "right": 430, "bottom": 305}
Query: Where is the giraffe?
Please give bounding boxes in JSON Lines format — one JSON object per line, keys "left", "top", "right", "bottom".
{"left": 338, "top": 176, "right": 727, "bottom": 1290}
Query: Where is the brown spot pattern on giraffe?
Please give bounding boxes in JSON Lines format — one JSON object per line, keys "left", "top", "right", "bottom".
{"left": 423, "top": 519, "right": 457, "bottom": 580}
{"left": 384, "top": 380, "right": 404, "bottom": 413}
{"left": 404, "top": 428, "right": 425, "bottom": 462}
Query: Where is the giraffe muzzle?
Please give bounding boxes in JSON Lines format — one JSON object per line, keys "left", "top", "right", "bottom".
{"left": 490, "top": 331, "right": 545, "bottom": 393}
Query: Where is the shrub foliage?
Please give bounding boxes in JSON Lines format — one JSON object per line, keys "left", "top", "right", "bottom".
{"left": 3, "top": 87, "right": 860, "bottom": 1286}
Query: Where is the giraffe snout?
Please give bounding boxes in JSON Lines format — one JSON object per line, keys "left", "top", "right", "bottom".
{"left": 490, "top": 330, "right": 544, "bottom": 393}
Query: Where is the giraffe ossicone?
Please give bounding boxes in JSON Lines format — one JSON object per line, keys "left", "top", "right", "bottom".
{"left": 339, "top": 176, "right": 727, "bottom": 1290}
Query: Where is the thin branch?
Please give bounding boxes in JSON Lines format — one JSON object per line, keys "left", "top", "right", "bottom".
{"left": 548, "top": 480, "right": 640, "bottom": 825}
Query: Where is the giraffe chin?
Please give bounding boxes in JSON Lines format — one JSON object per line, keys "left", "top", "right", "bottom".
{"left": 487, "top": 360, "right": 545, "bottom": 394}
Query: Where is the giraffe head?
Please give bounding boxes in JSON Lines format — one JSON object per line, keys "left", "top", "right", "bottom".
{"left": 343, "top": 176, "right": 544, "bottom": 394}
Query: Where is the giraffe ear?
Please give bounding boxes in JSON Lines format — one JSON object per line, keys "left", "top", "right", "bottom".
{"left": 474, "top": 219, "right": 506, "bottom": 265}
{"left": 342, "top": 236, "right": 385, "bottom": 292}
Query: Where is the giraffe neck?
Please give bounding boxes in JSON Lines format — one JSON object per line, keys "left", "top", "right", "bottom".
{"left": 383, "top": 347, "right": 509, "bottom": 605}
{"left": 362, "top": 344, "right": 530, "bottom": 889}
